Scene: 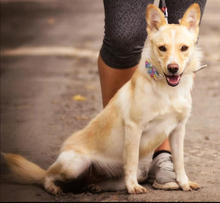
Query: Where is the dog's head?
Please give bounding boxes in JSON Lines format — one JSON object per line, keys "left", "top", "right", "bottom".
{"left": 146, "top": 3, "right": 201, "bottom": 87}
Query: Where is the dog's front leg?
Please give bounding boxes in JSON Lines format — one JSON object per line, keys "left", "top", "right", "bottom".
{"left": 169, "top": 122, "right": 200, "bottom": 191}
{"left": 123, "top": 122, "right": 147, "bottom": 194}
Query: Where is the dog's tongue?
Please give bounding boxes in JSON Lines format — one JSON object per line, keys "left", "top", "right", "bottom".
{"left": 167, "top": 75, "right": 180, "bottom": 85}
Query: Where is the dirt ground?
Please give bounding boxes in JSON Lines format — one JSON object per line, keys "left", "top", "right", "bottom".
{"left": 0, "top": 0, "right": 220, "bottom": 202}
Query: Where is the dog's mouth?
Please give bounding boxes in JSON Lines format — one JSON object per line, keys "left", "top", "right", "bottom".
{"left": 164, "top": 73, "right": 182, "bottom": 87}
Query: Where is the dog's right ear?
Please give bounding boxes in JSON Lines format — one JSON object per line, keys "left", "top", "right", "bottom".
{"left": 146, "top": 4, "right": 167, "bottom": 35}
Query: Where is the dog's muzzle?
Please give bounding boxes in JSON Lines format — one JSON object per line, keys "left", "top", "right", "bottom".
{"left": 165, "top": 63, "right": 181, "bottom": 86}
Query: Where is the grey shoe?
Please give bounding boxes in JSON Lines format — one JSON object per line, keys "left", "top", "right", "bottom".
{"left": 147, "top": 153, "right": 180, "bottom": 190}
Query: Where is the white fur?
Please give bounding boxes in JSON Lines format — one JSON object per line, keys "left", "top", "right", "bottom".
{"left": 167, "top": 29, "right": 176, "bottom": 65}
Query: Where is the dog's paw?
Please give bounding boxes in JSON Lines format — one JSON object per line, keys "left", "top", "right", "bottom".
{"left": 189, "top": 180, "right": 200, "bottom": 190}
{"left": 87, "top": 184, "right": 102, "bottom": 194}
{"left": 181, "top": 180, "right": 200, "bottom": 191}
{"left": 45, "top": 184, "right": 63, "bottom": 196}
{"left": 127, "top": 184, "right": 147, "bottom": 194}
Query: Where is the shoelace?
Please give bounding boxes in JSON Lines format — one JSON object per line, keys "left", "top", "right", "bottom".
{"left": 158, "top": 156, "right": 174, "bottom": 171}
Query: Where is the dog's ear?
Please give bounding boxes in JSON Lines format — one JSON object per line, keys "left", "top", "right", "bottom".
{"left": 146, "top": 4, "right": 167, "bottom": 34}
{"left": 179, "top": 3, "right": 201, "bottom": 42}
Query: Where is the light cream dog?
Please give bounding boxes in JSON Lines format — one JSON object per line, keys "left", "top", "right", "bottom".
{"left": 2, "top": 3, "right": 203, "bottom": 195}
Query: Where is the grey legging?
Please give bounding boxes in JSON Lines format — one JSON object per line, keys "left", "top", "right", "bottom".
{"left": 100, "top": 0, "right": 207, "bottom": 69}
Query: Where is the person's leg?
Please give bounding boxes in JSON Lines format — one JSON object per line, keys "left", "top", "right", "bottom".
{"left": 154, "top": 138, "right": 171, "bottom": 153}
{"left": 165, "top": 0, "right": 207, "bottom": 25}
{"left": 98, "top": 55, "right": 138, "bottom": 107}
{"left": 99, "top": 0, "right": 153, "bottom": 107}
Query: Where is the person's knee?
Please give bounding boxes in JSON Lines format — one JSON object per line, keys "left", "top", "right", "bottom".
{"left": 100, "top": 30, "right": 147, "bottom": 69}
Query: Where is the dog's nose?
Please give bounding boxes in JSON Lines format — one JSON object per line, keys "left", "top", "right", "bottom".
{"left": 167, "top": 63, "right": 179, "bottom": 74}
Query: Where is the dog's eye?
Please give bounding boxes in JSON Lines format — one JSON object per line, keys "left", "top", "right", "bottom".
{"left": 159, "top": 46, "right": 166, "bottom": 52}
{"left": 181, "top": 46, "right": 188, "bottom": 51}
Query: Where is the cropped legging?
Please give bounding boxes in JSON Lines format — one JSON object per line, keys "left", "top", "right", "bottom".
{"left": 100, "top": 0, "right": 207, "bottom": 69}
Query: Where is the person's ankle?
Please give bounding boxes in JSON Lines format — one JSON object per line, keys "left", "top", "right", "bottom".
{"left": 152, "top": 150, "right": 171, "bottom": 160}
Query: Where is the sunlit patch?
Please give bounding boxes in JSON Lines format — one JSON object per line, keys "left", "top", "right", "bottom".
{"left": 0, "top": 47, "right": 99, "bottom": 58}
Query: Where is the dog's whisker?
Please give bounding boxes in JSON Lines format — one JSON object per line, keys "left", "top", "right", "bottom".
{"left": 193, "top": 64, "right": 208, "bottom": 73}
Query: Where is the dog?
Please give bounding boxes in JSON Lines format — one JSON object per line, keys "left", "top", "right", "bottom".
{"left": 2, "top": 3, "right": 203, "bottom": 195}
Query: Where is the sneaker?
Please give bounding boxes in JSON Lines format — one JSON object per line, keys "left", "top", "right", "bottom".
{"left": 147, "top": 153, "right": 180, "bottom": 190}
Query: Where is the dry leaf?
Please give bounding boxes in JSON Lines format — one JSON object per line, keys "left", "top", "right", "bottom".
{"left": 73, "top": 94, "right": 86, "bottom": 101}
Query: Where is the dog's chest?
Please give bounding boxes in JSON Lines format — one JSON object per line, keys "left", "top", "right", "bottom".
{"left": 137, "top": 90, "right": 191, "bottom": 158}
{"left": 138, "top": 102, "right": 188, "bottom": 157}
{"left": 143, "top": 109, "right": 178, "bottom": 135}
{"left": 140, "top": 93, "right": 191, "bottom": 134}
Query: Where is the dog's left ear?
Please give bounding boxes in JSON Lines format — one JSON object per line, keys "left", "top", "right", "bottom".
{"left": 146, "top": 4, "right": 167, "bottom": 35}
{"left": 179, "top": 3, "right": 201, "bottom": 42}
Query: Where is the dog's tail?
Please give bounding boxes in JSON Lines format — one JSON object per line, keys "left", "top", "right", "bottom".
{"left": 2, "top": 153, "right": 46, "bottom": 186}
